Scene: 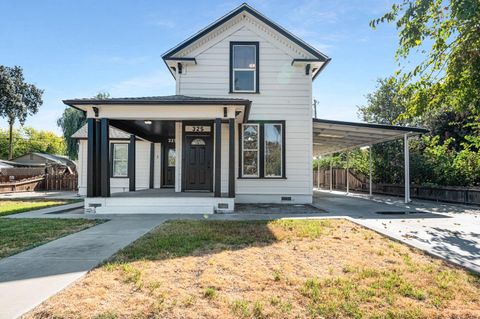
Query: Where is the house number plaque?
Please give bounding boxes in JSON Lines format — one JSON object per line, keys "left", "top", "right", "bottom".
{"left": 185, "top": 125, "right": 211, "bottom": 133}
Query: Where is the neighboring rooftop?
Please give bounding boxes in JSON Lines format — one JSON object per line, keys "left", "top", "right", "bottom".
{"left": 71, "top": 124, "right": 131, "bottom": 140}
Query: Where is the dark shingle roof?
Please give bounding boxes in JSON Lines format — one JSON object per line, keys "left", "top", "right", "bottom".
{"left": 63, "top": 95, "right": 251, "bottom": 106}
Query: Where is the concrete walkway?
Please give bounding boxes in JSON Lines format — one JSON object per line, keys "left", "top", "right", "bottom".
{"left": 0, "top": 216, "right": 168, "bottom": 319}
{"left": 312, "top": 190, "right": 480, "bottom": 274}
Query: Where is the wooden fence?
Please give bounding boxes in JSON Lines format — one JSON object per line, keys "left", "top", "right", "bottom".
{"left": 313, "top": 168, "right": 480, "bottom": 206}
{"left": 0, "top": 174, "right": 77, "bottom": 194}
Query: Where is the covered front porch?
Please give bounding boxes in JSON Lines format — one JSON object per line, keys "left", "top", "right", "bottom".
{"left": 64, "top": 95, "right": 251, "bottom": 214}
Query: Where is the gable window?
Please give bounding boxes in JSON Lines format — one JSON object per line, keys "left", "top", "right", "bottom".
{"left": 230, "top": 42, "right": 259, "bottom": 93}
{"left": 111, "top": 143, "right": 128, "bottom": 177}
{"left": 240, "top": 122, "right": 285, "bottom": 179}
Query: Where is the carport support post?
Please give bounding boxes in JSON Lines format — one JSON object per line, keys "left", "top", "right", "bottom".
{"left": 404, "top": 133, "right": 411, "bottom": 203}
{"left": 316, "top": 157, "right": 320, "bottom": 189}
{"left": 100, "top": 118, "right": 110, "bottom": 197}
{"left": 369, "top": 145, "right": 372, "bottom": 197}
{"left": 346, "top": 152, "right": 349, "bottom": 194}
{"left": 329, "top": 156, "right": 333, "bottom": 192}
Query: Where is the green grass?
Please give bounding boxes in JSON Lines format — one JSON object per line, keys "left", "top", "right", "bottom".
{"left": 0, "top": 218, "right": 101, "bottom": 258}
{"left": 110, "top": 219, "right": 334, "bottom": 263}
{"left": 0, "top": 198, "right": 81, "bottom": 216}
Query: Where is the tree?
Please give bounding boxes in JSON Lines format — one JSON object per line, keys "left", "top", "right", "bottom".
{"left": 57, "top": 108, "right": 86, "bottom": 159}
{"left": 0, "top": 65, "right": 43, "bottom": 159}
{"left": 0, "top": 127, "right": 65, "bottom": 159}
{"left": 371, "top": 0, "right": 480, "bottom": 119}
{"left": 57, "top": 92, "right": 109, "bottom": 159}
{"left": 357, "top": 77, "right": 407, "bottom": 125}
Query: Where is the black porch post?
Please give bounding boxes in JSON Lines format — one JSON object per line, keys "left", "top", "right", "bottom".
{"left": 214, "top": 118, "right": 222, "bottom": 197}
{"left": 228, "top": 118, "right": 235, "bottom": 198}
{"left": 100, "top": 118, "right": 110, "bottom": 197}
{"left": 128, "top": 134, "right": 136, "bottom": 191}
{"left": 95, "top": 120, "right": 102, "bottom": 196}
{"left": 87, "top": 118, "right": 97, "bottom": 197}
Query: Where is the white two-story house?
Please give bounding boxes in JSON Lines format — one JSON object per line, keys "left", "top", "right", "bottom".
{"left": 68, "top": 3, "right": 425, "bottom": 213}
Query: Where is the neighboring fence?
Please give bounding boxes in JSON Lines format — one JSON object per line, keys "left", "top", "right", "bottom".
{"left": 313, "top": 168, "right": 480, "bottom": 206}
{"left": 0, "top": 175, "right": 45, "bottom": 193}
{"left": 0, "top": 174, "right": 77, "bottom": 194}
{"left": 44, "top": 174, "right": 78, "bottom": 191}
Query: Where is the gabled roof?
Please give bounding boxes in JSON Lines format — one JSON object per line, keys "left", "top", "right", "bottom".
{"left": 13, "top": 153, "right": 76, "bottom": 168}
{"left": 72, "top": 124, "right": 131, "bottom": 140}
{"left": 162, "top": 3, "right": 331, "bottom": 79}
{"left": 63, "top": 95, "right": 251, "bottom": 107}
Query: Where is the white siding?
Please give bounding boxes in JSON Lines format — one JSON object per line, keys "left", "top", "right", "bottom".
{"left": 178, "top": 24, "right": 313, "bottom": 203}
{"left": 76, "top": 139, "right": 155, "bottom": 195}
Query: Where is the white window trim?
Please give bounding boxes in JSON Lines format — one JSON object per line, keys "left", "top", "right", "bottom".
{"left": 232, "top": 44, "right": 257, "bottom": 93}
{"left": 112, "top": 143, "right": 129, "bottom": 178}
{"left": 242, "top": 123, "right": 259, "bottom": 177}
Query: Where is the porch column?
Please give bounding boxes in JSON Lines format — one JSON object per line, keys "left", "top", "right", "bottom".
{"left": 214, "top": 118, "right": 221, "bottom": 197}
{"left": 95, "top": 120, "right": 102, "bottom": 196}
{"left": 228, "top": 118, "right": 235, "bottom": 198}
{"left": 100, "top": 118, "right": 110, "bottom": 197}
{"left": 404, "top": 133, "right": 410, "bottom": 203}
{"left": 87, "top": 118, "right": 97, "bottom": 197}
{"left": 129, "top": 134, "right": 136, "bottom": 192}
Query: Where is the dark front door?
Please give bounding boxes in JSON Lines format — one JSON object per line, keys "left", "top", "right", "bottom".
{"left": 184, "top": 135, "right": 212, "bottom": 191}
{"left": 163, "top": 142, "right": 176, "bottom": 187}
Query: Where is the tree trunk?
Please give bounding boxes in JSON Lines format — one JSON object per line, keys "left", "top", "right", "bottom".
{"left": 8, "top": 122, "right": 13, "bottom": 160}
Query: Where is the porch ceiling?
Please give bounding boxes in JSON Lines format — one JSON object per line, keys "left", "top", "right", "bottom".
{"left": 313, "top": 118, "right": 428, "bottom": 156}
{"left": 110, "top": 120, "right": 176, "bottom": 142}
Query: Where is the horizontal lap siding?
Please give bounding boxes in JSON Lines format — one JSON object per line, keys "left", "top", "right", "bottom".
{"left": 179, "top": 26, "right": 313, "bottom": 199}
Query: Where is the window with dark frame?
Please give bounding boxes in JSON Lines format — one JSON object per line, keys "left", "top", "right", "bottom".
{"left": 111, "top": 143, "right": 128, "bottom": 177}
{"left": 230, "top": 42, "right": 259, "bottom": 93}
{"left": 240, "top": 122, "right": 285, "bottom": 179}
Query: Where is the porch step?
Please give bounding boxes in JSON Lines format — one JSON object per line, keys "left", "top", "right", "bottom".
{"left": 84, "top": 196, "right": 234, "bottom": 214}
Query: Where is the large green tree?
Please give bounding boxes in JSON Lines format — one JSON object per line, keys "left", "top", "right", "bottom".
{"left": 371, "top": 0, "right": 480, "bottom": 118}
{"left": 0, "top": 65, "right": 43, "bottom": 159}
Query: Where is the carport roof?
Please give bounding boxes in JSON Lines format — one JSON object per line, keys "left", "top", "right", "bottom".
{"left": 313, "top": 118, "right": 428, "bottom": 156}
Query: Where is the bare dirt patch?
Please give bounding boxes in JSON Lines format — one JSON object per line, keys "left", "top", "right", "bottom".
{"left": 26, "top": 219, "right": 480, "bottom": 319}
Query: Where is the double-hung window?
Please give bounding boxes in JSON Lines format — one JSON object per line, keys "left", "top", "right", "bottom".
{"left": 242, "top": 124, "right": 259, "bottom": 177}
{"left": 240, "top": 122, "right": 285, "bottom": 178}
{"left": 111, "top": 143, "right": 128, "bottom": 177}
{"left": 230, "top": 42, "right": 259, "bottom": 93}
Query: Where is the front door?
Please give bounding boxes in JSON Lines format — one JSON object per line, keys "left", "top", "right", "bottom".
{"left": 163, "top": 141, "right": 176, "bottom": 187}
{"left": 184, "top": 135, "right": 212, "bottom": 191}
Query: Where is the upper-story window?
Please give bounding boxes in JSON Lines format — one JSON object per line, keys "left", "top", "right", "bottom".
{"left": 230, "top": 42, "right": 259, "bottom": 93}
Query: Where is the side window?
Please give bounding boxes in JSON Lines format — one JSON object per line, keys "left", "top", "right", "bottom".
{"left": 230, "top": 42, "right": 259, "bottom": 93}
{"left": 242, "top": 124, "right": 259, "bottom": 177}
{"left": 264, "top": 124, "right": 283, "bottom": 177}
{"left": 111, "top": 143, "right": 128, "bottom": 177}
{"left": 240, "top": 122, "right": 285, "bottom": 178}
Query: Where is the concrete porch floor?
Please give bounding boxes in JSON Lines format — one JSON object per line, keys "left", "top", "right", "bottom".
{"left": 110, "top": 188, "right": 230, "bottom": 198}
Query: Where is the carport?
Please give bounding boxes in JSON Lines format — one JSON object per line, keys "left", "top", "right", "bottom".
{"left": 312, "top": 119, "right": 428, "bottom": 203}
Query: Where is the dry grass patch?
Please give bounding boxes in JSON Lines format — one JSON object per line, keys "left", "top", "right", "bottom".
{"left": 26, "top": 219, "right": 480, "bottom": 319}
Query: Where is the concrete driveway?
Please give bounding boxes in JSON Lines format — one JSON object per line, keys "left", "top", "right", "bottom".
{"left": 312, "top": 190, "right": 480, "bottom": 274}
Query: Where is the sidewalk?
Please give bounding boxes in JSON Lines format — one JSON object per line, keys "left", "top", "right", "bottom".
{"left": 0, "top": 215, "right": 168, "bottom": 319}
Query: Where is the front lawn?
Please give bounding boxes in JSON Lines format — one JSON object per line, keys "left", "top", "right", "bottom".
{"left": 27, "top": 219, "right": 480, "bottom": 319}
{"left": 0, "top": 198, "right": 80, "bottom": 216}
{"left": 0, "top": 218, "right": 101, "bottom": 258}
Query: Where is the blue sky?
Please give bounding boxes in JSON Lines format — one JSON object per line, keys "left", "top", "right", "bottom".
{"left": 0, "top": 0, "right": 399, "bottom": 134}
